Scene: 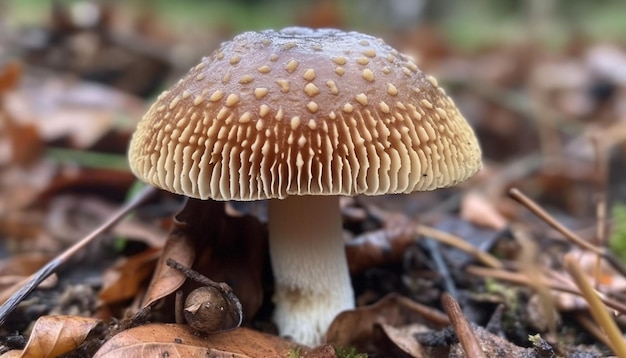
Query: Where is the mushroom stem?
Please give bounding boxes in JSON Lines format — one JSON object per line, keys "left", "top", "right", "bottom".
{"left": 268, "top": 195, "right": 354, "bottom": 346}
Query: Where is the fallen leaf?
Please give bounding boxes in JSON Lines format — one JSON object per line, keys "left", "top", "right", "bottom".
{"left": 94, "top": 324, "right": 302, "bottom": 358}
{"left": 0, "top": 61, "right": 21, "bottom": 93}
{"left": 4, "top": 74, "right": 144, "bottom": 149}
{"left": 140, "top": 208, "right": 196, "bottom": 308}
{"left": 0, "top": 274, "right": 59, "bottom": 306}
{"left": 141, "top": 198, "right": 267, "bottom": 322}
{"left": 325, "top": 293, "right": 450, "bottom": 351}
{"left": 10, "top": 315, "right": 100, "bottom": 358}
{"left": 36, "top": 169, "right": 137, "bottom": 206}
{"left": 0, "top": 252, "right": 57, "bottom": 303}
{"left": 375, "top": 323, "right": 430, "bottom": 357}
{"left": 98, "top": 248, "right": 160, "bottom": 305}
{"left": 0, "top": 252, "right": 52, "bottom": 276}
{"left": 460, "top": 191, "right": 507, "bottom": 230}
{"left": 345, "top": 224, "right": 416, "bottom": 274}
{"left": 5, "top": 120, "right": 42, "bottom": 167}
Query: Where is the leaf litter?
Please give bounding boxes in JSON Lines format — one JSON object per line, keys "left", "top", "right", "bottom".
{"left": 1, "top": 1, "right": 626, "bottom": 357}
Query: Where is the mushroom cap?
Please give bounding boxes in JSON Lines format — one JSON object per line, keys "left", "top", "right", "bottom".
{"left": 128, "top": 27, "right": 481, "bottom": 201}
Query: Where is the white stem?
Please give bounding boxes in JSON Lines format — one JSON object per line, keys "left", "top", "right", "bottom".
{"left": 268, "top": 195, "right": 354, "bottom": 346}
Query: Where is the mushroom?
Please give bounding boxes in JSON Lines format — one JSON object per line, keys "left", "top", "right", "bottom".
{"left": 128, "top": 27, "right": 482, "bottom": 346}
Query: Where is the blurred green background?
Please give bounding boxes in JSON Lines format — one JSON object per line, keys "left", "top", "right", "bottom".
{"left": 4, "top": 0, "right": 626, "bottom": 50}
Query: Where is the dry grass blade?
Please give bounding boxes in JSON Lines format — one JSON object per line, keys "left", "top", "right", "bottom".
{"left": 564, "top": 255, "right": 626, "bottom": 357}
{"left": 575, "top": 313, "right": 613, "bottom": 350}
{"left": 508, "top": 188, "right": 626, "bottom": 277}
{"left": 441, "top": 293, "right": 487, "bottom": 358}
{"left": 416, "top": 225, "right": 503, "bottom": 269}
{"left": 513, "top": 227, "right": 557, "bottom": 334}
{"left": 0, "top": 184, "right": 157, "bottom": 325}
{"left": 465, "top": 265, "right": 626, "bottom": 315}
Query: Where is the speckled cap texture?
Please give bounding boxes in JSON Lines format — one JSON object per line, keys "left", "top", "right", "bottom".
{"left": 128, "top": 27, "right": 482, "bottom": 200}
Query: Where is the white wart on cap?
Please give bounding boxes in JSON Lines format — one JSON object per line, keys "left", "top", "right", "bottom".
{"left": 128, "top": 27, "right": 481, "bottom": 201}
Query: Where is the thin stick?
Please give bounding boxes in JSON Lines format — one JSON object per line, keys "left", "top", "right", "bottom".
{"left": 509, "top": 188, "right": 601, "bottom": 254}
{"left": 564, "top": 255, "right": 626, "bottom": 357}
{"left": 165, "top": 258, "right": 233, "bottom": 294}
{"left": 416, "top": 225, "right": 503, "bottom": 269}
{"left": 465, "top": 265, "right": 626, "bottom": 315}
{"left": 591, "top": 135, "right": 609, "bottom": 291}
{"left": 0, "top": 184, "right": 157, "bottom": 325}
{"left": 441, "top": 293, "right": 486, "bottom": 358}
{"left": 575, "top": 313, "right": 613, "bottom": 349}
{"left": 174, "top": 290, "right": 184, "bottom": 325}
{"left": 512, "top": 227, "right": 557, "bottom": 334}
{"left": 508, "top": 188, "right": 626, "bottom": 277}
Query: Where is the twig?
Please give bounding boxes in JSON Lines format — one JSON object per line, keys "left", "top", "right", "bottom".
{"left": 465, "top": 265, "right": 626, "bottom": 315}
{"left": 591, "top": 134, "right": 609, "bottom": 291}
{"left": 0, "top": 184, "right": 157, "bottom": 326}
{"left": 574, "top": 313, "right": 613, "bottom": 350}
{"left": 165, "top": 258, "right": 234, "bottom": 294}
{"left": 422, "top": 238, "right": 457, "bottom": 299}
{"left": 441, "top": 293, "right": 487, "bottom": 358}
{"left": 416, "top": 225, "right": 503, "bottom": 269}
{"left": 512, "top": 227, "right": 557, "bottom": 334}
{"left": 508, "top": 187, "right": 626, "bottom": 277}
{"left": 174, "top": 290, "right": 184, "bottom": 325}
{"left": 509, "top": 188, "right": 601, "bottom": 253}
{"left": 564, "top": 255, "right": 626, "bottom": 357}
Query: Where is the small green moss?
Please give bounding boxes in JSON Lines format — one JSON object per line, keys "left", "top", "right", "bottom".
{"left": 609, "top": 203, "right": 626, "bottom": 263}
{"left": 484, "top": 278, "right": 519, "bottom": 312}
{"left": 528, "top": 333, "right": 541, "bottom": 344}
{"left": 334, "top": 346, "right": 368, "bottom": 358}
{"left": 287, "top": 347, "right": 302, "bottom": 358}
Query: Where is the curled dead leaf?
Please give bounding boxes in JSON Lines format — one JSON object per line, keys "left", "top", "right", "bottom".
{"left": 0, "top": 61, "right": 21, "bottom": 93}
{"left": 94, "top": 324, "right": 303, "bottom": 358}
{"left": 141, "top": 199, "right": 266, "bottom": 322}
{"left": 7, "top": 315, "right": 100, "bottom": 358}
{"left": 460, "top": 192, "right": 507, "bottom": 230}
{"left": 345, "top": 224, "right": 416, "bottom": 274}
{"left": 325, "top": 293, "right": 449, "bottom": 351}
{"left": 374, "top": 323, "right": 430, "bottom": 357}
{"left": 98, "top": 248, "right": 160, "bottom": 305}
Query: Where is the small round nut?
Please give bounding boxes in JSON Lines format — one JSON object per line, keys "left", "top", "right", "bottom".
{"left": 184, "top": 286, "right": 241, "bottom": 333}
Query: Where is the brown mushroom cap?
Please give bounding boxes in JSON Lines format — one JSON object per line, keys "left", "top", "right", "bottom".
{"left": 128, "top": 27, "right": 481, "bottom": 200}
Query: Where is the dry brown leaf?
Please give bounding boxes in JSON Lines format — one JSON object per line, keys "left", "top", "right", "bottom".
{"left": 98, "top": 248, "right": 160, "bottom": 305}
{"left": 0, "top": 252, "right": 52, "bottom": 276}
{"left": 0, "top": 61, "right": 21, "bottom": 93}
{"left": 460, "top": 191, "right": 507, "bottom": 230}
{"left": 0, "top": 253, "right": 57, "bottom": 304}
{"left": 5, "top": 121, "right": 42, "bottom": 167}
{"left": 0, "top": 61, "right": 44, "bottom": 167}
{"left": 345, "top": 224, "right": 416, "bottom": 275}
{"left": 140, "top": 217, "right": 195, "bottom": 308}
{"left": 141, "top": 199, "right": 266, "bottom": 321}
{"left": 0, "top": 276, "right": 59, "bottom": 307}
{"left": 374, "top": 323, "right": 430, "bottom": 358}
{"left": 3, "top": 71, "right": 144, "bottom": 150}
{"left": 36, "top": 169, "right": 137, "bottom": 206}
{"left": 325, "top": 293, "right": 449, "bottom": 351}
{"left": 9, "top": 315, "right": 100, "bottom": 358}
{"left": 94, "top": 324, "right": 302, "bottom": 358}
